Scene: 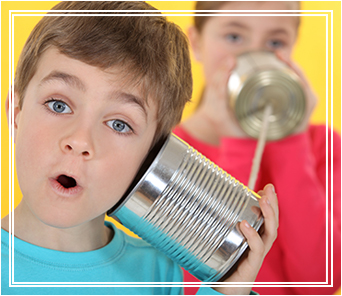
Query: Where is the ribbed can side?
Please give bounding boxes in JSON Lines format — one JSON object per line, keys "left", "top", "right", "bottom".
{"left": 142, "top": 147, "right": 254, "bottom": 280}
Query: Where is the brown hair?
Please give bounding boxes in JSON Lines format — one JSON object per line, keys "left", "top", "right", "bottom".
{"left": 14, "top": 1, "right": 192, "bottom": 144}
{"left": 194, "top": 1, "right": 301, "bottom": 32}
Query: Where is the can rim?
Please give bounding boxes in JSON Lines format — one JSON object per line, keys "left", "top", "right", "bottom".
{"left": 107, "top": 134, "right": 170, "bottom": 216}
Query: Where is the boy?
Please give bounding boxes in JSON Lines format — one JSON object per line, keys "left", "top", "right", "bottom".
{"left": 2, "top": 1, "right": 278, "bottom": 295}
{"left": 174, "top": 1, "right": 341, "bottom": 295}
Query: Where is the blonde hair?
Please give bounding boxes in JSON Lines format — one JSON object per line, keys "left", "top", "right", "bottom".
{"left": 14, "top": 1, "right": 192, "bottom": 145}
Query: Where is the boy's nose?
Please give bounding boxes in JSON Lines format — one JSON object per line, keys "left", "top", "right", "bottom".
{"left": 60, "top": 129, "right": 95, "bottom": 159}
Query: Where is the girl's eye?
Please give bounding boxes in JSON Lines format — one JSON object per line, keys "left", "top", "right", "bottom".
{"left": 46, "top": 100, "right": 72, "bottom": 114}
{"left": 106, "top": 119, "right": 132, "bottom": 134}
{"left": 225, "top": 33, "right": 242, "bottom": 43}
{"left": 267, "top": 39, "right": 284, "bottom": 49}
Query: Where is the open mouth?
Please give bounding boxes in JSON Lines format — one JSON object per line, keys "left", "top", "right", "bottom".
{"left": 57, "top": 175, "right": 77, "bottom": 189}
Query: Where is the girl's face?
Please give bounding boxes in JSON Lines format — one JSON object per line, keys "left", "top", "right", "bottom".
{"left": 189, "top": 1, "right": 299, "bottom": 82}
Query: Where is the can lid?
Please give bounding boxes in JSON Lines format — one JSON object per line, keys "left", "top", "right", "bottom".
{"left": 228, "top": 51, "right": 306, "bottom": 140}
{"left": 234, "top": 69, "right": 305, "bottom": 140}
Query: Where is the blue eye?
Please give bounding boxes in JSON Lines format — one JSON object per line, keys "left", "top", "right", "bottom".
{"left": 106, "top": 120, "right": 132, "bottom": 134}
{"left": 268, "top": 40, "right": 284, "bottom": 49}
{"left": 46, "top": 100, "right": 72, "bottom": 114}
{"left": 226, "top": 33, "right": 242, "bottom": 43}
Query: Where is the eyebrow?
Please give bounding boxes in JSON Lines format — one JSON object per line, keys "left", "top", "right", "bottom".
{"left": 224, "top": 21, "right": 290, "bottom": 36}
{"left": 39, "top": 70, "right": 148, "bottom": 120}
{"left": 111, "top": 91, "right": 148, "bottom": 120}
{"left": 223, "top": 21, "right": 248, "bottom": 30}
{"left": 267, "top": 28, "right": 290, "bottom": 36}
{"left": 39, "top": 70, "right": 87, "bottom": 92}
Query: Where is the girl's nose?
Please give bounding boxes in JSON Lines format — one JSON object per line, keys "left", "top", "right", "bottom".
{"left": 249, "top": 40, "right": 265, "bottom": 52}
{"left": 60, "top": 127, "right": 95, "bottom": 159}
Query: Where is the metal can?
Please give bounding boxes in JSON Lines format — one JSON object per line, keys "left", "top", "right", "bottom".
{"left": 228, "top": 51, "right": 306, "bottom": 140}
{"left": 108, "top": 134, "right": 263, "bottom": 282}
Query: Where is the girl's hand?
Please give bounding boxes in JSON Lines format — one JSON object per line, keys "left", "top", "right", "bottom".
{"left": 199, "top": 56, "right": 247, "bottom": 139}
{"left": 182, "top": 56, "right": 248, "bottom": 145}
{"left": 214, "top": 184, "right": 279, "bottom": 295}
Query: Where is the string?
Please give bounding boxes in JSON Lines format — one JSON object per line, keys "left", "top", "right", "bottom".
{"left": 248, "top": 104, "right": 273, "bottom": 191}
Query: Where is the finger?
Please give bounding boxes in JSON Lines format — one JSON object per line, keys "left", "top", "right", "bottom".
{"left": 258, "top": 185, "right": 278, "bottom": 218}
{"left": 210, "top": 55, "right": 236, "bottom": 89}
{"left": 207, "top": 56, "right": 236, "bottom": 108}
{"left": 260, "top": 195, "right": 278, "bottom": 245}
{"left": 239, "top": 220, "right": 265, "bottom": 269}
{"left": 262, "top": 184, "right": 279, "bottom": 219}
{"left": 275, "top": 50, "right": 310, "bottom": 88}
{"left": 257, "top": 186, "right": 279, "bottom": 251}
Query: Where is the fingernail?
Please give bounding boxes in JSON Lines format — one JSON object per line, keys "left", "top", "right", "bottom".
{"left": 244, "top": 221, "right": 251, "bottom": 228}
{"left": 268, "top": 184, "right": 275, "bottom": 193}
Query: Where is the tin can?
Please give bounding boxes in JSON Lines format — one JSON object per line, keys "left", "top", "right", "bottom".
{"left": 228, "top": 51, "right": 306, "bottom": 140}
{"left": 108, "top": 134, "right": 263, "bottom": 282}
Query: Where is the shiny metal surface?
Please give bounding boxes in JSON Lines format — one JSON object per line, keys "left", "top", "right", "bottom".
{"left": 108, "top": 134, "right": 263, "bottom": 282}
{"left": 228, "top": 51, "right": 306, "bottom": 140}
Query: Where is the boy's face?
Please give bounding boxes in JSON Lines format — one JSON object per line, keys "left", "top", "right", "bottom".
{"left": 190, "top": 1, "right": 298, "bottom": 81}
{"left": 11, "top": 47, "right": 158, "bottom": 229}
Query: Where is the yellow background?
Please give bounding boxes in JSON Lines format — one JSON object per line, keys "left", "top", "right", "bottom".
{"left": 0, "top": 2, "right": 340, "bottom": 293}
{"left": 1, "top": 1, "right": 341, "bottom": 225}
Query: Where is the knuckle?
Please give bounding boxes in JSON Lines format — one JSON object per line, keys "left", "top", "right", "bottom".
{"left": 257, "top": 244, "right": 266, "bottom": 256}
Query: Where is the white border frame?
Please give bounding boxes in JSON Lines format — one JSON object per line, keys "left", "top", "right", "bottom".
{"left": 5, "top": 7, "right": 334, "bottom": 290}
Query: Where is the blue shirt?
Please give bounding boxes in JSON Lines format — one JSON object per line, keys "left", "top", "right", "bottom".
{"left": 1, "top": 221, "right": 222, "bottom": 295}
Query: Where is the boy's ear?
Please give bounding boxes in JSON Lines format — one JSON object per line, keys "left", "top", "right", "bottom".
{"left": 5, "top": 90, "right": 21, "bottom": 142}
{"left": 187, "top": 26, "right": 202, "bottom": 62}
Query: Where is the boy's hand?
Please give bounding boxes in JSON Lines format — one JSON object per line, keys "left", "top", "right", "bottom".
{"left": 276, "top": 51, "right": 317, "bottom": 135}
{"left": 213, "top": 184, "right": 279, "bottom": 295}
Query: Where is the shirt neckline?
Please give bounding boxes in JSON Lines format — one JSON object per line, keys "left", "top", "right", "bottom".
{"left": 1, "top": 221, "right": 124, "bottom": 268}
